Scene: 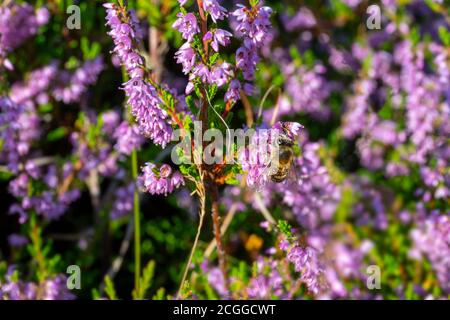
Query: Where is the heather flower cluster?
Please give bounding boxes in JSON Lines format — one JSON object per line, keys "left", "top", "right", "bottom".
{"left": 1, "top": 0, "right": 449, "bottom": 301}
{"left": 0, "top": 269, "right": 74, "bottom": 300}
{"left": 0, "top": 97, "right": 39, "bottom": 173}
{"left": 272, "top": 142, "right": 340, "bottom": 229}
{"left": 264, "top": 62, "right": 332, "bottom": 121}
{"left": 238, "top": 121, "right": 303, "bottom": 189}
{"left": 0, "top": 2, "right": 49, "bottom": 69}
{"left": 70, "top": 115, "right": 119, "bottom": 179}
{"left": 173, "top": 0, "right": 233, "bottom": 95}
{"left": 104, "top": 3, "right": 173, "bottom": 147}
{"left": 279, "top": 238, "right": 325, "bottom": 295}
{"left": 139, "top": 163, "right": 184, "bottom": 196}
{"left": 246, "top": 257, "right": 284, "bottom": 299}
{"left": 172, "top": 0, "right": 273, "bottom": 106}
{"left": 10, "top": 58, "right": 104, "bottom": 107}
{"left": 52, "top": 57, "right": 105, "bottom": 104}
{"left": 114, "top": 121, "right": 144, "bottom": 155}
{"left": 110, "top": 183, "right": 135, "bottom": 220}
{"left": 410, "top": 214, "right": 450, "bottom": 293}
{"left": 232, "top": 4, "right": 273, "bottom": 82}
{"left": 340, "top": 39, "right": 449, "bottom": 202}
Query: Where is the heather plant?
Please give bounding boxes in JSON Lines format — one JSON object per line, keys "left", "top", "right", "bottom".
{"left": 0, "top": 0, "right": 449, "bottom": 301}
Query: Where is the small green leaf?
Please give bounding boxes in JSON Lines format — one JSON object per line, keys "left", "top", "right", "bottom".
{"left": 277, "top": 220, "right": 293, "bottom": 239}
{"left": 185, "top": 95, "right": 197, "bottom": 114}
{"left": 133, "top": 260, "right": 156, "bottom": 299}
{"left": 47, "top": 127, "right": 67, "bottom": 142}
{"left": 152, "top": 287, "right": 166, "bottom": 300}
{"left": 438, "top": 26, "right": 450, "bottom": 46}
{"left": 209, "top": 53, "right": 220, "bottom": 65}
{"left": 104, "top": 275, "right": 118, "bottom": 300}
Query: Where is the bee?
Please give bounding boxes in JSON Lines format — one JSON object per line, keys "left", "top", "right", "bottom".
{"left": 270, "top": 125, "right": 296, "bottom": 183}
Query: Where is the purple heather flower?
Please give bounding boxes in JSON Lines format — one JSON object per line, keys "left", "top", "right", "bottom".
{"left": 0, "top": 3, "right": 50, "bottom": 53}
{"left": 329, "top": 47, "right": 357, "bottom": 72}
{"left": 10, "top": 63, "right": 59, "bottom": 106}
{"left": 200, "top": 261, "right": 229, "bottom": 297}
{"left": 30, "top": 192, "right": 68, "bottom": 220}
{"left": 172, "top": 12, "right": 200, "bottom": 41}
{"left": 262, "top": 140, "right": 341, "bottom": 229}
{"left": 43, "top": 165, "right": 57, "bottom": 188}
{"left": 202, "top": 0, "right": 227, "bottom": 23}
{"left": 111, "top": 183, "right": 135, "bottom": 219}
{"left": 8, "top": 234, "right": 28, "bottom": 248}
{"left": 192, "top": 63, "right": 211, "bottom": 83}
{"left": 243, "top": 82, "right": 254, "bottom": 95}
{"left": 8, "top": 173, "right": 29, "bottom": 198}
{"left": 342, "top": 80, "right": 375, "bottom": 138}
{"left": 42, "top": 275, "right": 75, "bottom": 300}
{"left": 281, "top": 241, "right": 326, "bottom": 295}
{"left": 10, "top": 57, "right": 102, "bottom": 107}
{"left": 221, "top": 186, "right": 247, "bottom": 213}
{"left": 0, "top": 97, "right": 41, "bottom": 173}
{"left": 247, "top": 258, "right": 284, "bottom": 299}
{"left": 114, "top": 121, "right": 144, "bottom": 155}
{"left": 101, "top": 110, "right": 121, "bottom": 136}
{"left": 185, "top": 78, "right": 195, "bottom": 95}
{"left": 224, "top": 79, "right": 241, "bottom": 103}
{"left": 123, "top": 78, "right": 173, "bottom": 147}
{"left": 0, "top": 268, "right": 74, "bottom": 300}
{"left": 204, "top": 29, "right": 232, "bottom": 52}
{"left": 175, "top": 42, "right": 197, "bottom": 74}
{"left": 342, "top": 0, "right": 363, "bottom": 8}
{"left": 235, "top": 45, "right": 259, "bottom": 81}
{"left": 239, "top": 122, "right": 302, "bottom": 189}
{"left": 9, "top": 204, "right": 28, "bottom": 224}
{"left": 139, "top": 163, "right": 185, "bottom": 196}
{"left": 273, "top": 121, "right": 304, "bottom": 140}
{"left": 210, "top": 62, "right": 233, "bottom": 87}
{"left": 70, "top": 114, "right": 120, "bottom": 179}
{"left": 265, "top": 62, "right": 331, "bottom": 121}
{"left": 238, "top": 127, "right": 277, "bottom": 188}
{"left": 409, "top": 214, "right": 449, "bottom": 293}
{"left": 52, "top": 57, "right": 104, "bottom": 104}
{"left": 232, "top": 4, "right": 272, "bottom": 47}
{"left": 282, "top": 7, "right": 316, "bottom": 31}
{"left": 104, "top": 3, "right": 173, "bottom": 147}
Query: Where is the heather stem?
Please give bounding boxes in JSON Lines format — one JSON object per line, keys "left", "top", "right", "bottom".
{"left": 210, "top": 183, "right": 229, "bottom": 293}
{"left": 177, "top": 185, "right": 206, "bottom": 298}
{"left": 131, "top": 148, "right": 141, "bottom": 297}
{"left": 195, "top": 0, "right": 229, "bottom": 292}
{"left": 196, "top": 0, "right": 209, "bottom": 57}
{"left": 120, "top": 59, "right": 141, "bottom": 297}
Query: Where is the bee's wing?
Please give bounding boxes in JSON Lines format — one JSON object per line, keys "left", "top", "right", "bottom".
{"left": 286, "top": 158, "right": 299, "bottom": 184}
{"left": 297, "top": 168, "right": 328, "bottom": 181}
{"left": 287, "top": 160, "right": 327, "bottom": 184}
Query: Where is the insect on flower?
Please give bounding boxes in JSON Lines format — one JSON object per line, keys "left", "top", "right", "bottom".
{"left": 270, "top": 122, "right": 298, "bottom": 183}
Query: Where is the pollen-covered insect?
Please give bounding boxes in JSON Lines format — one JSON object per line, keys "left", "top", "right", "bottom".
{"left": 270, "top": 124, "right": 296, "bottom": 183}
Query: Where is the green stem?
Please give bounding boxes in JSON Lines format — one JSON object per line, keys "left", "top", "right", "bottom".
{"left": 177, "top": 208, "right": 205, "bottom": 299}
{"left": 131, "top": 149, "right": 141, "bottom": 297}
{"left": 121, "top": 54, "right": 140, "bottom": 297}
